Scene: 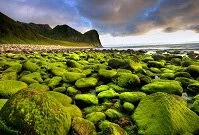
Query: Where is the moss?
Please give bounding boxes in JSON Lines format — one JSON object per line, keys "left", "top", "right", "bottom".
{"left": 0, "top": 99, "right": 8, "bottom": 110}
{"left": 75, "top": 77, "right": 98, "bottom": 88}
{"left": 128, "top": 60, "right": 142, "bottom": 71}
{"left": 53, "top": 87, "right": 67, "bottom": 93}
{"left": 117, "top": 69, "right": 132, "bottom": 75}
{"left": 72, "top": 117, "right": 97, "bottom": 135}
{"left": 133, "top": 92, "right": 199, "bottom": 135}
{"left": 28, "top": 83, "right": 49, "bottom": 91}
{"left": 150, "top": 67, "right": 162, "bottom": 73}
{"left": 119, "top": 92, "right": 146, "bottom": 103}
{"left": 95, "top": 85, "right": 109, "bottom": 93}
{"left": 116, "top": 74, "right": 140, "bottom": 89}
{"left": 66, "top": 60, "right": 83, "bottom": 69}
{"left": 107, "top": 83, "right": 126, "bottom": 92}
{"left": 50, "top": 67, "right": 67, "bottom": 76}
{"left": 139, "top": 75, "right": 152, "bottom": 85}
{"left": 0, "top": 71, "right": 17, "bottom": 80}
{"left": 0, "top": 118, "right": 19, "bottom": 135}
{"left": 192, "top": 100, "right": 199, "bottom": 114}
{"left": 152, "top": 54, "right": 166, "bottom": 61}
{"left": 170, "top": 58, "right": 181, "bottom": 66}
{"left": 66, "top": 87, "right": 78, "bottom": 96}
{"left": 82, "top": 69, "right": 93, "bottom": 76}
{"left": 99, "top": 120, "right": 127, "bottom": 135}
{"left": 97, "top": 89, "right": 119, "bottom": 99}
{"left": 23, "top": 60, "right": 39, "bottom": 72}
{"left": 160, "top": 73, "right": 175, "bottom": 80}
{"left": 0, "top": 89, "right": 71, "bottom": 135}
{"left": 142, "top": 57, "right": 154, "bottom": 63}
{"left": 85, "top": 112, "right": 106, "bottom": 124}
{"left": 175, "top": 77, "right": 198, "bottom": 88}
{"left": 105, "top": 109, "right": 123, "bottom": 119}
{"left": 75, "top": 94, "right": 98, "bottom": 105}
{"left": 83, "top": 105, "right": 107, "bottom": 114}
{"left": 62, "top": 72, "right": 86, "bottom": 83}
{"left": 186, "top": 65, "right": 199, "bottom": 78}
{"left": 148, "top": 61, "right": 165, "bottom": 68}
{"left": 20, "top": 72, "right": 43, "bottom": 84}
{"left": 123, "top": 102, "right": 135, "bottom": 112}
{"left": 98, "top": 69, "right": 117, "bottom": 78}
{"left": 48, "top": 91, "right": 72, "bottom": 106}
{"left": 48, "top": 76, "right": 62, "bottom": 89}
{"left": 195, "top": 94, "right": 199, "bottom": 100}
{"left": 65, "top": 105, "right": 82, "bottom": 118}
{"left": 5, "top": 64, "right": 22, "bottom": 73}
{"left": 108, "top": 58, "right": 128, "bottom": 69}
{"left": 68, "top": 67, "right": 83, "bottom": 73}
{"left": 174, "top": 72, "right": 192, "bottom": 78}
{"left": 141, "top": 80, "right": 183, "bottom": 95}
{"left": 69, "top": 53, "right": 80, "bottom": 61}
{"left": 0, "top": 80, "right": 28, "bottom": 98}
{"left": 187, "top": 83, "right": 199, "bottom": 94}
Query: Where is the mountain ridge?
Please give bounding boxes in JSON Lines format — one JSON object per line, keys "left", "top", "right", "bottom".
{"left": 0, "top": 12, "right": 101, "bottom": 47}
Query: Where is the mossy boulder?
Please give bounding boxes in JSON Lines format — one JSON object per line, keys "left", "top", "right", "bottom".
{"left": 133, "top": 92, "right": 199, "bottom": 135}
{"left": 170, "top": 58, "right": 181, "bottom": 66}
{"left": 53, "top": 87, "right": 67, "bottom": 93}
{"left": 108, "top": 58, "right": 128, "bottom": 69}
{"left": 0, "top": 99, "right": 8, "bottom": 110}
{"left": 48, "top": 91, "right": 72, "bottom": 106}
{"left": 150, "top": 67, "right": 162, "bottom": 73}
{"left": 23, "top": 60, "right": 39, "bottom": 72}
{"left": 75, "top": 94, "right": 98, "bottom": 105}
{"left": 48, "top": 76, "right": 62, "bottom": 89}
{"left": 175, "top": 77, "right": 198, "bottom": 88}
{"left": 185, "top": 65, "right": 199, "bottom": 78}
{"left": 160, "top": 73, "right": 174, "bottom": 80}
{"left": 83, "top": 105, "right": 107, "bottom": 114}
{"left": 20, "top": 72, "right": 43, "bottom": 84}
{"left": 119, "top": 92, "right": 146, "bottom": 103}
{"left": 141, "top": 80, "right": 183, "bottom": 95}
{"left": 128, "top": 60, "right": 142, "bottom": 71}
{"left": 51, "top": 67, "right": 67, "bottom": 76}
{"left": 97, "top": 89, "right": 119, "bottom": 99}
{"left": 174, "top": 72, "right": 192, "bottom": 78}
{"left": 108, "top": 83, "right": 126, "bottom": 92}
{"left": 85, "top": 112, "right": 106, "bottom": 124}
{"left": 98, "top": 69, "right": 117, "bottom": 78}
{"left": 0, "top": 80, "right": 28, "bottom": 98}
{"left": 0, "top": 72, "right": 17, "bottom": 80}
{"left": 66, "top": 60, "right": 83, "bottom": 69}
{"left": 69, "top": 53, "right": 80, "bottom": 61}
{"left": 187, "top": 83, "right": 199, "bottom": 94}
{"left": 105, "top": 109, "right": 123, "bottom": 119}
{"left": 65, "top": 105, "right": 82, "bottom": 118}
{"left": 29, "top": 83, "right": 49, "bottom": 91}
{"left": 95, "top": 85, "right": 109, "bottom": 93}
{"left": 99, "top": 120, "right": 127, "bottom": 135}
{"left": 75, "top": 77, "right": 98, "bottom": 88}
{"left": 148, "top": 61, "right": 165, "bottom": 68}
{"left": 123, "top": 102, "right": 135, "bottom": 112}
{"left": 71, "top": 117, "right": 97, "bottom": 135}
{"left": 62, "top": 72, "right": 86, "bottom": 83}
{"left": 0, "top": 89, "right": 71, "bottom": 135}
{"left": 115, "top": 74, "right": 140, "bottom": 89}
{"left": 66, "top": 87, "right": 78, "bottom": 96}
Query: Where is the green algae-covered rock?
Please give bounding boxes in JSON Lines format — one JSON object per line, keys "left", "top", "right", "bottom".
{"left": 0, "top": 89, "right": 71, "bottom": 135}
{"left": 51, "top": 67, "right": 67, "bottom": 76}
{"left": 66, "top": 87, "right": 78, "bottom": 96}
{"left": 108, "top": 58, "right": 127, "bottom": 69}
{"left": 108, "top": 83, "right": 126, "bottom": 92}
{"left": 187, "top": 83, "right": 199, "bottom": 94}
{"left": 97, "top": 89, "right": 119, "bottom": 99}
{"left": 128, "top": 60, "right": 142, "bottom": 71}
{"left": 150, "top": 67, "right": 162, "bottom": 73}
{"left": 133, "top": 92, "right": 199, "bottom": 135}
{"left": 160, "top": 73, "right": 175, "bottom": 80}
{"left": 5, "top": 64, "right": 22, "bottom": 73}
{"left": 192, "top": 100, "right": 199, "bottom": 114}
{"left": 48, "top": 91, "right": 72, "bottom": 106}
{"left": 29, "top": 83, "right": 49, "bottom": 91}
{"left": 75, "top": 94, "right": 98, "bottom": 105}
{"left": 62, "top": 72, "right": 86, "bottom": 83}
{"left": 23, "top": 60, "right": 39, "bottom": 72}
{"left": 95, "top": 85, "right": 109, "bottom": 93}
{"left": 98, "top": 69, "right": 117, "bottom": 78}
{"left": 83, "top": 105, "right": 107, "bottom": 114}
{"left": 85, "top": 112, "right": 106, "bottom": 124}
{"left": 0, "top": 99, "right": 7, "bottom": 110}
{"left": 174, "top": 72, "right": 192, "bottom": 78}
{"left": 75, "top": 77, "right": 98, "bottom": 88}
{"left": 20, "top": 72, "right": 43, "bottom": 84}
{"left": 116, "top": 74, "right": 140, "bottom": 89}
{"left": 186, "top": 65, "right": 199, "bottom": 78}
{"left": 0, "top": 80, "right": 27, "bottom": 98}
{"left": 72, "top": 117, "right": 97, "bottom": 135}
{"left": 119, "top": 92, "right": 146, "bottom": 103}
{"left": 175, "top": 77, "right": 198, "bottom": 88}
{"left": 53, "top": 86, "right": 67, "bottom": 93}
{"left": 195, "top": 94, "right": 199, "bottom": 100}
{"left": 66, "top": 60, "right": 83, "bottom": 69}
{"left": 148, "top": 61, "right": 165, "bottom": 68}
{"left": 69, "top": 53, "right": 80, "bottom": 60}
{"left": 105, "top": 109, "right": 123, "bottom": 119}
{"left": 123, "top": 102, "right": 135, "bottom": 112}
{"left": 141, "top": 80, "right": 183, "bottom": 95}
{"left": 48, "top": 76, "right": 62, "bottom": 89}
{"left": 99, "top": 120, "right": 127, "bottom": 135}
{"left": 0, "top": 72, "right": 17, "bottom": 80}
{"left": 65, "top": 105, "right": 82, "bottom": 118}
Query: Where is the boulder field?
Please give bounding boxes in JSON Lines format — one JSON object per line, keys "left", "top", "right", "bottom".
{"left": 0, "top": 49, "right": 199, "bottom": 135}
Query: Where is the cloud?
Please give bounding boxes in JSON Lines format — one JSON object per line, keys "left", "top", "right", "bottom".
{"left": 0, "top": 0, "right": 198, "bottom": 36}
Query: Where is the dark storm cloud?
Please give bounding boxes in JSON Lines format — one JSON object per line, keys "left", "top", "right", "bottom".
{"left": 76, "top": 0, "right": 199, "bottom": 36}
{"left": 0, "top": 0, "right": 198, "bottom": 35}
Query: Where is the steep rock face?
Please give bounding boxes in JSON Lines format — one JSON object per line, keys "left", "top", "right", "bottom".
{"left": 83, "top": 30, "right": 101, "bottom": 47}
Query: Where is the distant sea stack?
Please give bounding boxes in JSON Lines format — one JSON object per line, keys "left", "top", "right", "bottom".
{"left": 0, "top": 12, "right": 102, "bottom": 47}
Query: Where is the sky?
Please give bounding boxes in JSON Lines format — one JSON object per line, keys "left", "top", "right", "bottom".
{"left": 0, "top": 0, "right": 198, "bottom": 46}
